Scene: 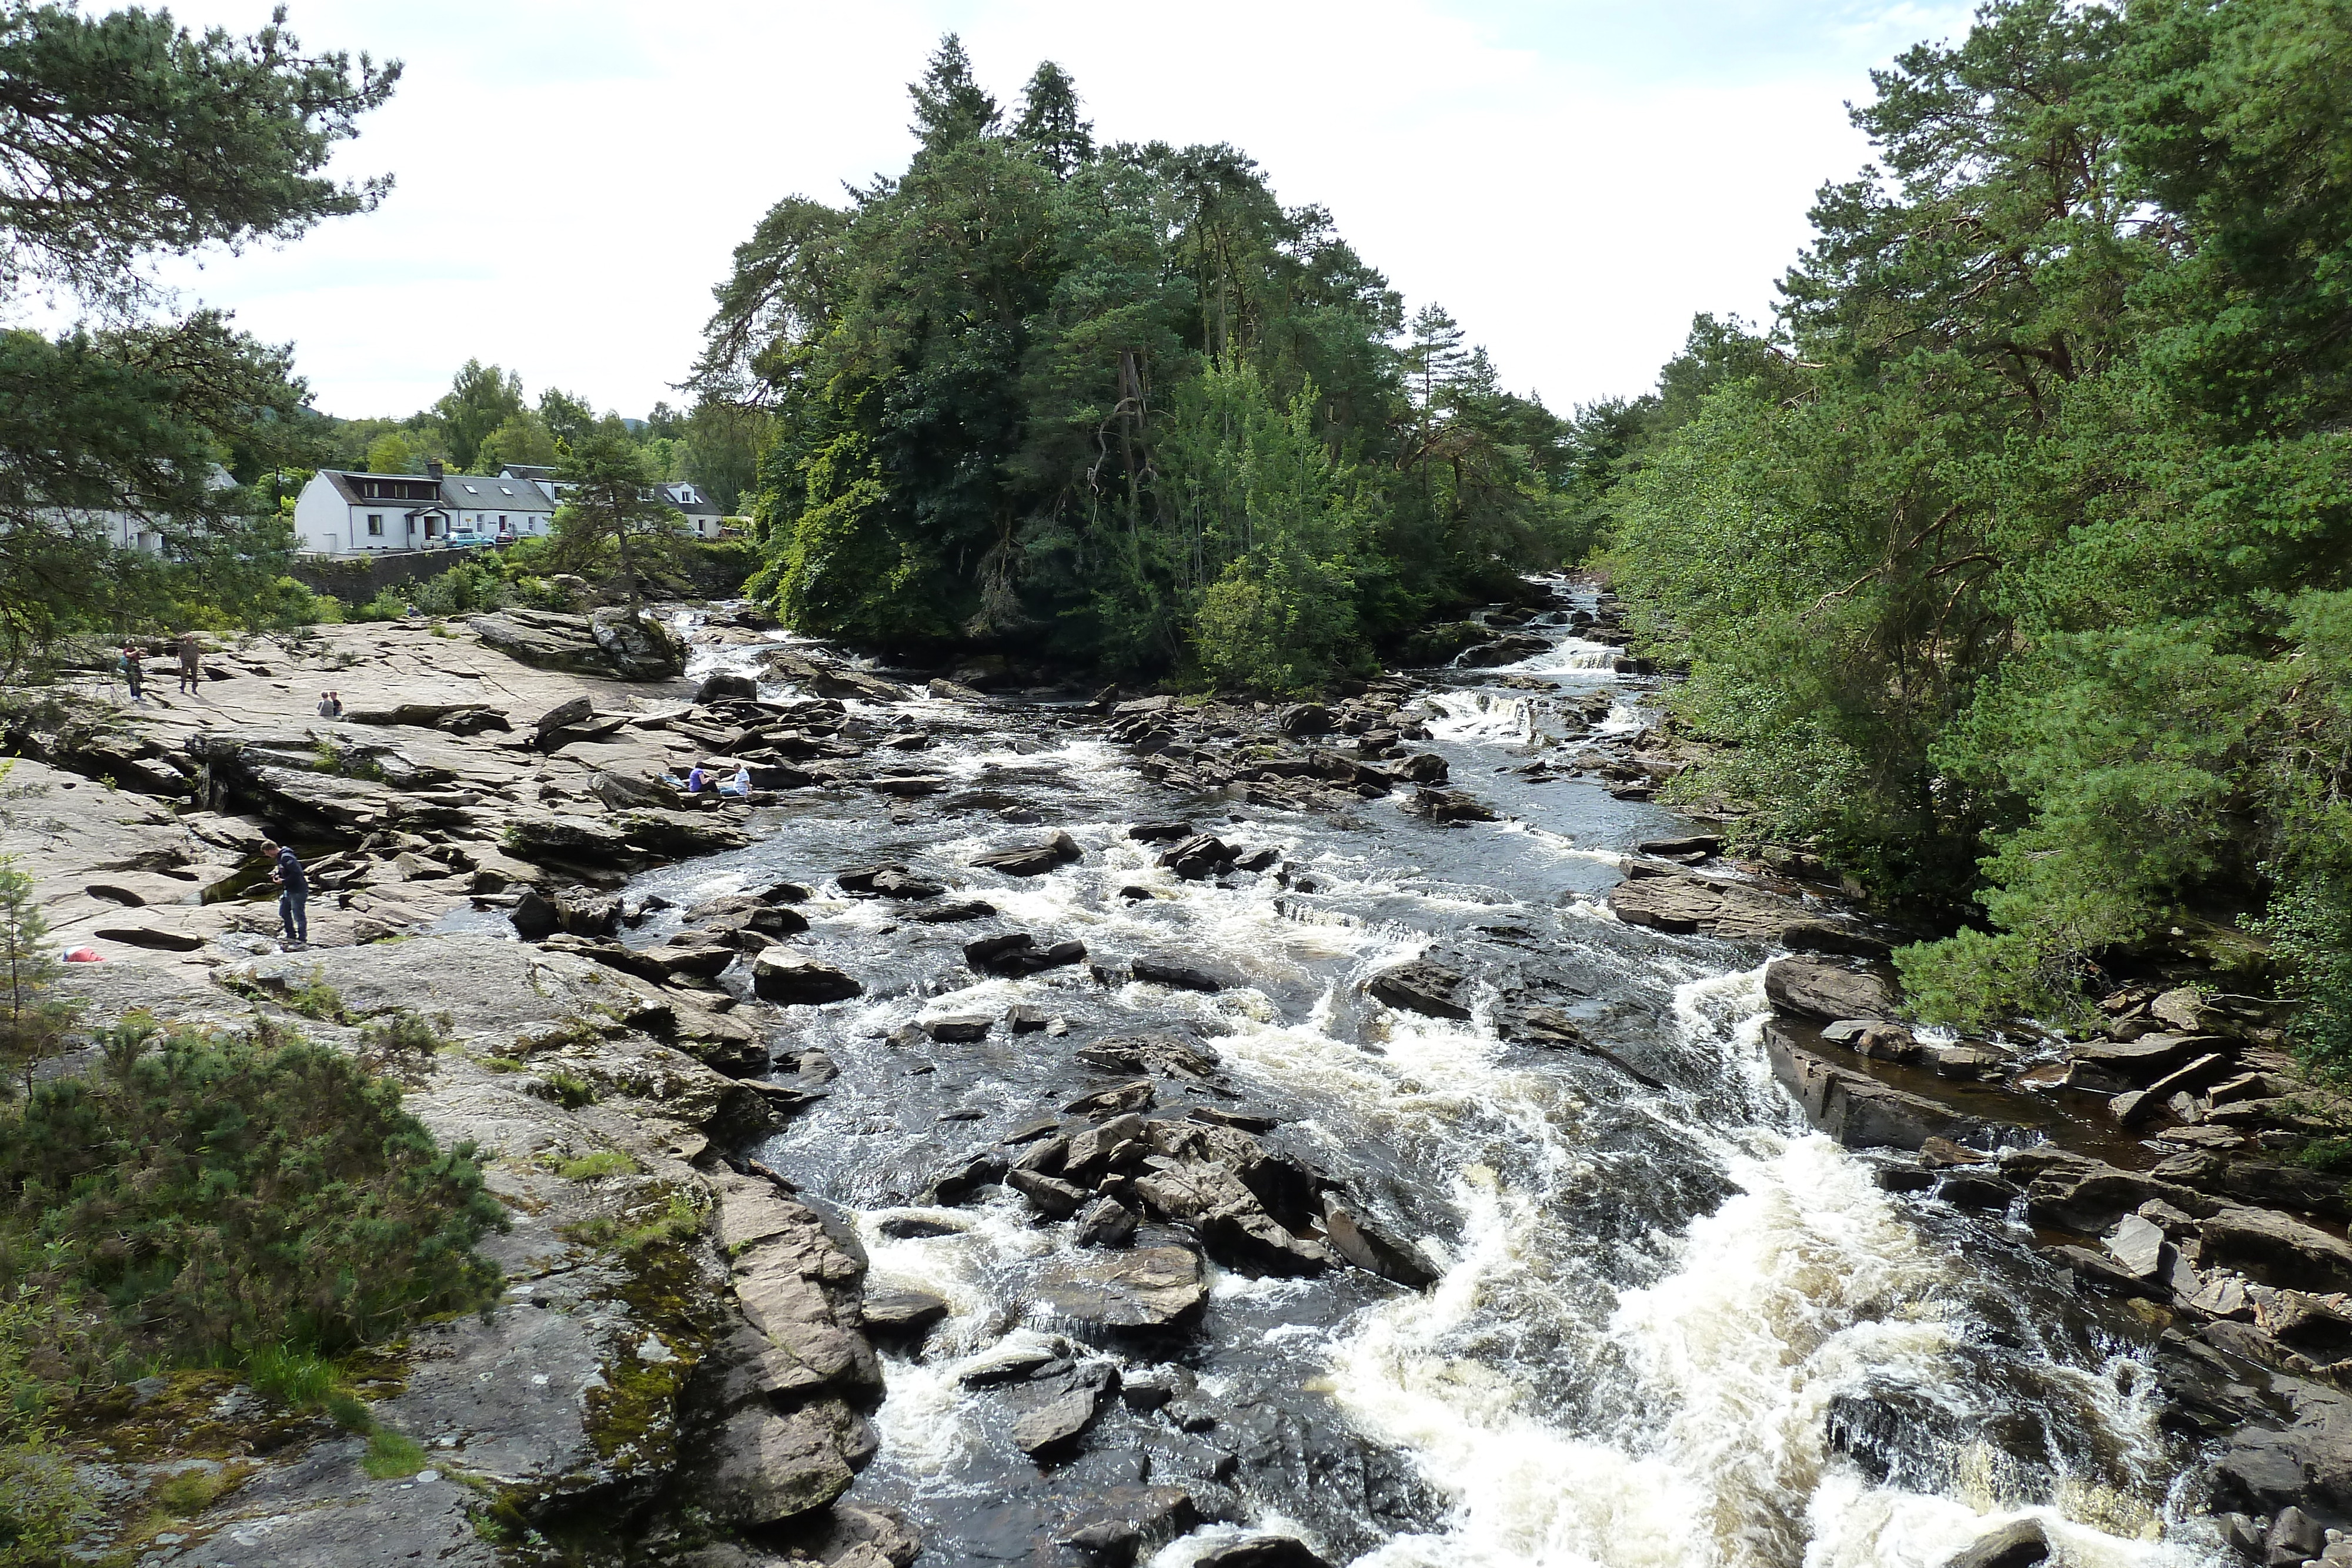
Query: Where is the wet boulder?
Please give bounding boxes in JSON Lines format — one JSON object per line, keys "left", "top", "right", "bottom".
{"left": 1763, "top": 957, "right": 1895, "bottom": 1022}
{"left": 1061, "top": 1486, "right": 1202, "bottom": 1568}
{"left": 1130, "top": 956, "right": 1231, "bottom": 993}
{"left": 1013, "top": 1363, "right": 1120, "bottom": 1457}
{"left": 685, "top": 893, "right": 810, "bottom": 937}
{"left": 860, "top": 1289, "right": 949, "bottom": 1349}
{"left": 1396, "top": 752, "right": 1449, "bottom": 784}
{"left": 1010, "top": 1168, "right": 1092, "bottom": 1219}
{"left": 1192, "top": 1537, "right": 1335, "bottom": 1568}
{"left": 696, "top": 670, "right": 759, "bottom": 704}
{"left": 1159, "top": 833, "right": 1235, "bottom": 879}
{"left": 1765, "top": 1024, "right": 2004, "bottom": 1152}
{"left": 2200, "top": 1206, "right": 2352, "bottom": 1294}
{"left": 1319, "top": 1195, "right": 1438, "bottom": 1288}
{"left": 1936, "top": 1518, "right": 2047, "bottom": 1568}
{"left": 751, "top": 951, "right": 863, "bottom": 1005}
{"left": 1075, "top": 1034, "right": 1221, "bottom": 1079}
{"left": 973, "top": 831, "right": 1083, "bottom": 876}
{"left": 1405, "top": 787, "right": 1496, "bottom": 823}
{"left": 1365, "top": 960, "right": 1471, "bottom": 1021}
{"left": 967, "top": 931, "right": 1088, "bottom": 976}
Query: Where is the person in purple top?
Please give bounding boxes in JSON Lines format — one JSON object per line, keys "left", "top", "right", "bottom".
{"left": 260, "top": 839, "right": 308, "bottom": 946}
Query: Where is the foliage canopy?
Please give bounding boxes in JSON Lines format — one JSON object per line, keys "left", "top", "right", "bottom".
{"left": 1598, "top": 0, "right": 2352, "bottom": 1049}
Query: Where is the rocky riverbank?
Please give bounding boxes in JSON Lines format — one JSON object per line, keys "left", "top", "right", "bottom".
{"left": 5, "top": 590, "right": 2347, "bottom": 1568}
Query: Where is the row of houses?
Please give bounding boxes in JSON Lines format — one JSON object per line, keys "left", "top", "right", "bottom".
{"left": 292, "top": 459, "right": 726, "bottom": 557}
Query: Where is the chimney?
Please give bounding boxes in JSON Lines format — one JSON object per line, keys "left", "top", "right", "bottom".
{"left": 427, "top": 459, "right": 445, "bottom": 481}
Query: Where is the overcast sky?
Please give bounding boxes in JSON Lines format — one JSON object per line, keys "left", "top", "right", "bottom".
{"left": 145, "top": 0, "right": 1974, "bottom": 421}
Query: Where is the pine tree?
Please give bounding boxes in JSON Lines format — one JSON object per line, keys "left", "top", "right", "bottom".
{"left": 1402, "top": 304, "right": 1468, "bottom": 407}
{"left": 1013, "top": 61, "right": 1093, "bottom": 177}
{"left": 909, "top": 34, "right": 998, "bottom": 153}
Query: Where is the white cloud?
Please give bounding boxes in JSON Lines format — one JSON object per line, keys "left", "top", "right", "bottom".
{"left": 130, "top": 0, "right": 1971, "bottom": 419}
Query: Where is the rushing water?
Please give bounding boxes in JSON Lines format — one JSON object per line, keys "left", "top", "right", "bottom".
{"left": 619, "top": 589, "right": 2221, "bottom": 1568}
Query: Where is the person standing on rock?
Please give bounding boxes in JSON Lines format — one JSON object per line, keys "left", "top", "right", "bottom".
{"left": 120, "top": 643, "right": 144, "bottom": 703}
{"left": 177, "top": 632, "right": 202, "bottom": 694}
{"left": 262, "top": 840, "right": 308, "bottom": 947}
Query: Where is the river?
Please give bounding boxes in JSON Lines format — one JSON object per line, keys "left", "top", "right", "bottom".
{"left": 610, "top": 583, "right": 2219, "bottom": 1568}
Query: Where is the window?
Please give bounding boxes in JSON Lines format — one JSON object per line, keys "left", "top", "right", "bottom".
{"left": 464, "top": 484, "right": 479, "bottom": 494}
{"left": 367, "top": 514, "right": 383, "bottom": 536}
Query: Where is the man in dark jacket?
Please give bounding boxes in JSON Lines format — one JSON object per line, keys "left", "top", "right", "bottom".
{"left": 261, "top": 840, "right": 308, "bottom": 946}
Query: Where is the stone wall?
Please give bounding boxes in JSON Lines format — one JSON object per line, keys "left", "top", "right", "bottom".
{"left": 287, "top": 546, "right": 500, "bottom": 601}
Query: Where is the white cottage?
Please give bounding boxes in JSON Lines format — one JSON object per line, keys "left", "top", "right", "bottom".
{"left": 294, "top": 460, "right": 555, "bottom": 556}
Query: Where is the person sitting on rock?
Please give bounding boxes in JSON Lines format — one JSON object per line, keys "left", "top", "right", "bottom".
{"left": 717, "top": 765, "right": 751, "bottom": 798}
{"left": 261, "top": 840, "right": 308, "bottom": 947}
{"left": 683, "top": 765, "right": 711, "bottom": 794}
{"left": 316, "top": 690, "right": 343, "bottom": 718}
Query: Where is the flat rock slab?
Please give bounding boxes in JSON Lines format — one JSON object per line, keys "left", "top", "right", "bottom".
{"left": 1606, "top": 873, "right": 1804, "bottom": 941}
{"left": 1034, "top": 1246, "right": 1207, "bottom": 1332}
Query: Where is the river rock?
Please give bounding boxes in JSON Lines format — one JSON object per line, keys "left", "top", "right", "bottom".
{"left": 973, "top": 832, "right": 1083, "bottom": 875}
{"left": 967, "top": 932, "right": 1088, "bottom": 976}
{"left": 1192, "top": 1536, "right": 1334, "bottom": 1568}
{"left": 860, "top": 1289, "right": 950, "bottom": 1347}
{"left": 1937, "top": 1518, "right": 2047, "bottom": 1568}
{"left": 1061, "top": 1486, "right": 1202, "bottom": 1568}
{"left": 2200, "top": 1207, "right": 2352, "bottom": 1293}
{"left": 470, "top": 607, "right": 684, "bottom": 680}
{"left": 1034, "top": 1247, "right": 1207, "bottom": 1332}
{"left": 1764, "top": 958, "right": 1895, "bottom": 1022}
{"left": 2070, "top": 1032, "right": 2231, "bottom": 1082}
{"left": 1765, "top": 1024, "right": 2000, "bottom": 1151}
{"left": 535, "top": 694, "right": 595, "bottom": 737}
{"left": 1319, "top": 1195, "right": 1438, "bottom": 1288}
{"left": 1406, "top": 787, "right": 1496, "bottom": 823}
{"left": 1075, "top": 1034, "right": 1221, "bottom": 1079}
{"left": 696, "top": 671, "right": 759, "bottom": 704}
{"left": 1606, "top": 874, "right": 1803, "bottom": 941}
{"left": 1366, "top": 960, "right": 1471, "bottom": 1021}
{"left": 760, "top": 648, "right": 907, "bottom": 703}
{"left": 1130, "top": 957, "right": 1230, "bottom": 992}
{"left": 1074, "top": 1198, "right": 1140, "bottom": 1248}
{"left": 2104, "top": 1214, "right": 2169, "bottom": 1279}
{"left": 751, "top": 951, "right": 863, "bottom": 1005}
{"left": 1013, "top": 1373, "right": 1117, "bottom": 1456}
{"left": 1010, "top": 1168, "right": 1092, "bottom": 1219}
{"left": 699, "top": 1400, "right": 862, "bottom": 1527}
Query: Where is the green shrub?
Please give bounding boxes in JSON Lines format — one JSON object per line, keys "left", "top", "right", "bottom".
{"left": 553, "top": 1151, "right": 636, "bottom": 1181}
{"left": 352, "top": 589, "right": 410, "bottom": 623}
{"left": 155, "top": 1464, "right": 248, "bottom": 1514}
{"left": 357, "top": 1009, "right": 452, "bottom": 1085}
{"left": 246, "top": 1344, "right": 337, "bottom": 1407}
{"left": 409, "top": 561, "right": 506, "bottom": 617}
{"left": 361, "top": 1429, "right": 427, "bottom": 1480}
{"left": 284, "top": 968, "right": 347, "bottom": 1022}
{"left": 325, "top": 1392, "right": 373, "bottom": 1433}
{"left": 0, "top": 1018, "right": 506, "bottom": 1363}
{"left": 541, "top": 1069, "right": 596, "bottom": 1109}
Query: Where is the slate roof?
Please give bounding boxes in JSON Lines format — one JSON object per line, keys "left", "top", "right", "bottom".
{"left": 442, "top": 473, "right": 555, "bottom": 514}
{"left": 323, "top": 470, "right": 445, "bottom": 508}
